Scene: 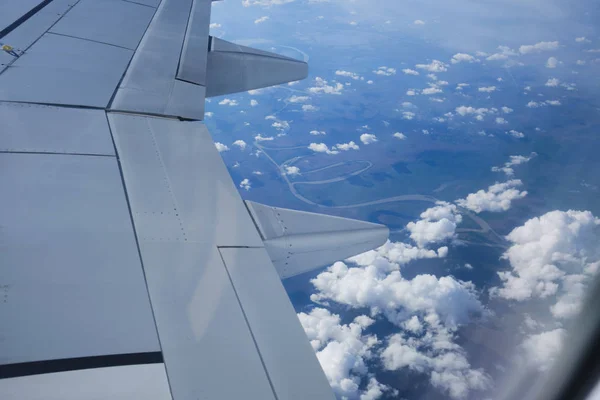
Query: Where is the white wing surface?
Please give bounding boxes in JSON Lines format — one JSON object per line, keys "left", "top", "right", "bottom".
{"left": 0, "top": 1, "right": 388, "bottom": 399}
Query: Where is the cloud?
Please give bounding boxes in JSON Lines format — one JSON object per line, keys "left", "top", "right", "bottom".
{"left": 360, "top": 133, "right": 378, "bottom": 145}
{"left": 248, "top": 88, "right": 265, "bottom": 95}
{"left": 309, "top": 77, "right": 344, "bottom": 95}
{"left": 250, "top": 99, "right": 258, "bottom": 107}
{"left": 486, "top": 45, "right": 518, "bottom": 61}
{"left": 402, "top": 68, "right": 419, "bottom": 76}
{"left": 310, "top": 130, "right": 326, "bottom": 135}
{"left": 309, "top": 143, "right": 339, "bottom": 155}
{"left": 309, "top": 240, "right": 491, "bottom": 399}
{"left": 393, "top": 132, "right": 407, "bottom": 140}
{"left": 519, "top": 329, "right": 566, "bottom": 371}
{"left": 302, "top": 104, "right": 319, "bottom": 112}
{"left": 254, "top": 134, "right": 274, "bottom": 142}
{"left": 519, "top": 41, "right": 560, "bottom": 54}
{"left": 204, "top": 111, "right": 213, "bottom": 118}
{"left": 507, "top": 129, "right": 524, "bottom": 138}
{"left": 456, "top": 180, "right": 527, "bottom": 213}
{"left": 252, "top": 170, "right": 263, "bottom": 175}
{"left": 367, "top": 80, "right": 374, "bottom": 84}
{"left": 422, "top": 87, "right": 443, "bottom": 95}
{"left": 546, "top": 57, "right": 559, "bottom": 68}
{"left": 209, "top": 23, "right": 221, "bottom": 29}
{"left": 254, "top": 16, "right": 269, "bottom": 24}
{"left": 239, "top": 178, "right": 251, "bottom": 191}
{"left": 272, "top": 120, "right": 290, "bottom": 131}
{"left": 495, "top": 117, "right": 508, "bottom": 125}
{"left": 214, "top": 142, "right": 229, "bottom": 152}
{"left": 545, "top": 78, "right": 560, "bottom": 87}
{"left": 478, "top": 86, "right": 496, "bottom": 93}
{"left": 416, "top": 60, "right": 448, "bottom": 73}
{"left": 219, "top": 98, "right": 239, "bottom": 106}
{"left": 402, "top": 111, "right": 416, "bottom": 120}
{"left": 527, "top": 101, "right": 541, "bottom": 108}
{"left": 413, "top": 19, "right": 425, "bottom": 25}
{"left": 288, "top": 95, "right": 310, "bottom": 103}
{"left": 456, "top": 83, "right": 470, "bottom": 90}
{"left": 336, "top": 70, "right": 361, "bottom": 80}
{"left": 492, "top": 210, "right": 600, "bottom": 320}
{"left": 406, "top": 90, "right": 417, "bottom": 96}
{"left": 492, "top": 152, "right": 537, "bottom": 176}
{"left": 450, "top": 53, "right": 476, "bottom": 64}
{"left": 502, "top": 106, "right": 513, "bottom": 114}
{"left": 336, "top": 141, "right": 360, "bottom": 151}
{"left": 284, "top": 166, "right": 301, "bottom": 176}
{"left": 406, "top": 202, "right": 463, "bottom": 247}
{"left": 373, "top": 66, "right": 397, "bottom": 76}
{"left": 232, "top": 140, "right": 247, "bottom": 150}
{"left": 455, "top": 106, "right": 491, "bottom": 119}
{"left": 298, "top": 308, "right": 390, "bottom": 399}
{"left": 546, "top": 100, "right": 561, "bottom": 106}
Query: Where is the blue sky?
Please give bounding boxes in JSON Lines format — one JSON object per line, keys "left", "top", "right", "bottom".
{"left": 206, "top": 1, "right": 600, "bottom": 398}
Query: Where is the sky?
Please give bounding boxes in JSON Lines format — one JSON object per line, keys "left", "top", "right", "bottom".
{"left": 206, "top": 1, "right": 600, "bottom": 399}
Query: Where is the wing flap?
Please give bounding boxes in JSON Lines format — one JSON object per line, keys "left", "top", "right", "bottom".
{"left": 220, "top": 247, "right": 336, "bottom": 400}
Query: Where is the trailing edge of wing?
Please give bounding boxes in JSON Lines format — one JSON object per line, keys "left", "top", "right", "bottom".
{"left": 245, "top": 201, "right": 389, "bottom": 279}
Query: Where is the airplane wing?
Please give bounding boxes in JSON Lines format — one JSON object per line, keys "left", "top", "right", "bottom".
{"left": 0, "top": 1, "right": 389, "bottom": 399}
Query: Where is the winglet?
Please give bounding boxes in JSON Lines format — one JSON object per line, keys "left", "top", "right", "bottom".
{"left": 246, "top": 201, "right": 389, "bottom": 279}
{"left": 204, "top": 37, "right": 308, "bottom": 97}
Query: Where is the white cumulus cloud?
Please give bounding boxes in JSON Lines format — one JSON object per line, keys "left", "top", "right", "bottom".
{"left": 519, "top": 41, "right": 560, "bottom": 54}
{"left": 219, "top": 98, "right": 239, "bottom": 106}
{"left": 393, "top": 132, "right": 407, "bottom": 140}
{"left": 451, "top": 53, "right": 476, "bottom": 64}
{"left": 302, "top": 104, "right": 319, "bottom": 112}
{"left": 298, "top": 308, "right": 391, "bottom": 399}
{"left": 422, "top": 87, "right": 443, "bottom": 95}
{"left": 309, "top": 77, "right": 344, "bottom": 95}
{"left": 309, "top": 143, "right": 339, "bottom": 155}
{"left": 250, "top": 99, "right": 258, "bottom": 107}
{"left": 360, "top": 133, "right": 378, "bottom": 144}
{"left": 336, "top": 70, "right": 361, "bottom": 80}
{"left": 402, "top": 68, "right": 419, "bottom": 76}
{"left": 416, "top": 60, "right": 449, "bottom": 73}
{"left": 288, "top": 95, "right": 310, "bottom": 103}
{"left": 254, "top": 16, "right": 269, "bottom": 24}
{"left": 456, "top": 180, "right": 527, "bottom": 213}
{"left": 546, "top": 57, "right": 559, "bottom": 68}
{"left": 478, "top": 86, "right": 496, "bottom": 93}
{"left": 239, "top": 178, "right": 251, "bottom": 191}
{"left": 232, "top": 140, "right": 247, "bottom": 150}
{"left": 308, "top": 241, "right": 491, "bottom": 399}
{"left": 336, "top": 141, "right": 360, "bottom": 151}
{"left": 545, "top": 78, "right": 560, "bottom": 87}
{"left": 284, "top": 166, "right": 301, "bottom": 176}
{"left": 492, "top": 152, "right": 537, "bottom": 176}
{"left": 492, "top": 210, "right": 600, "bottom": 319}
{"left": 215, "top": 142, "right": 229, "bottom": 152}
{"left": 254, "top": 134, "right": 274, "bottom": 142}
{"left": 373, "top": 66, "right": 397, "bottom": 76}
{"left": 406, "top": 202, "right": 463, "bottom": 247}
